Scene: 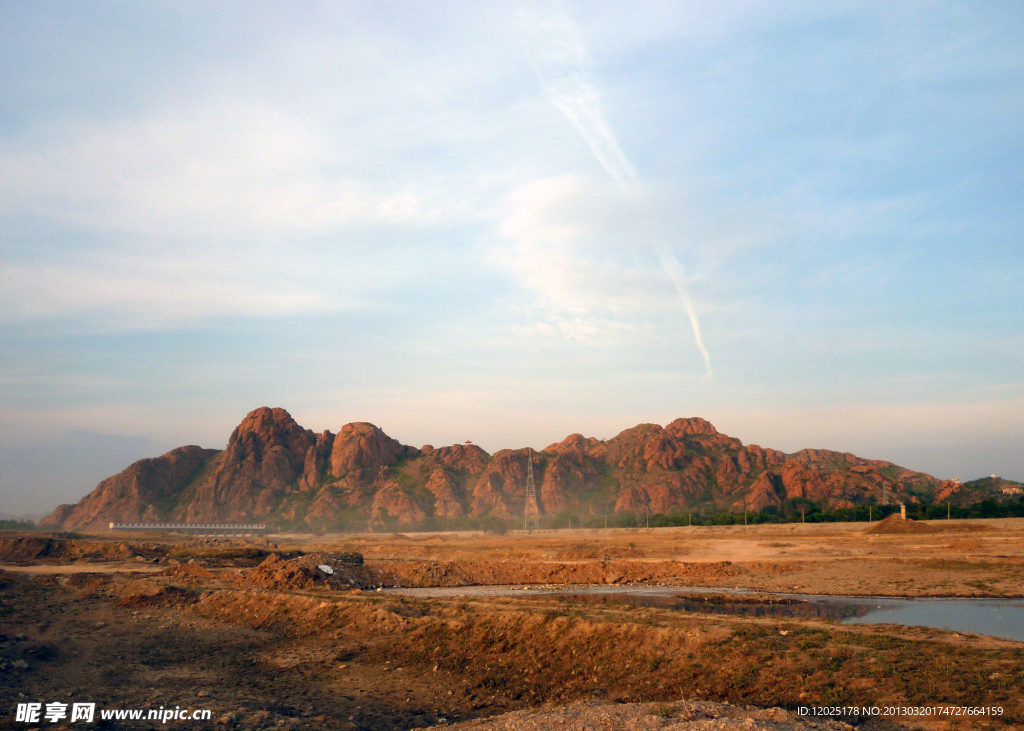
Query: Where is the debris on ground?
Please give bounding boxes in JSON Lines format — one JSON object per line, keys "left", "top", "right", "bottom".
{"left": 233, "top": 552, "right": 374, "bottom": 591}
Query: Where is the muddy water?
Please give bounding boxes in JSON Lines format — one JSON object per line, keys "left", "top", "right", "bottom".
{"left": 386, "top": 585, "right": 1024, "bottom": 642}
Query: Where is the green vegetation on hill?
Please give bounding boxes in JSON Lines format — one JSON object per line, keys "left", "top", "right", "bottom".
{"left": 593, "top": 496, "right": 1024, "bottom": 528}
{"left": 264, "top": 495, "right": 1024, "bottom": 533}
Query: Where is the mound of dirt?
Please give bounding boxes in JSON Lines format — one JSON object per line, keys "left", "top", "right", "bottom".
{"left": 0, "top": 537, "right": 136, "bottom": 563}
{"left": 234, "top": 553, "right": 374, "bottom": 592}
{"left": 166, "top": 545, "right": 273, "bottom": 567}
{"left": 59, "top": 573, "right": 110, "bottom": 593}
{"left": 117, "top": 583, "right": 196, "bottom": 608}
{"left": 865, "top": 514, "right": 937, "bottom": 534}
{"left": 160, "top": 563, "right": 216, "bottom": 583}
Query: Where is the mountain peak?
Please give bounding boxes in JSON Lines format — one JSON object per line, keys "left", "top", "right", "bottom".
{"left": 42, "top": 408, "right": 995, "bottom": 532}
{"left": 665, "top": 417, "right": 718, "bottom": 437}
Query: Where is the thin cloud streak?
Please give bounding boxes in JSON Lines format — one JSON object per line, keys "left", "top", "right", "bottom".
{"left": 519, "top": 8, "right": 637, "bottom": 192}
{"left": 520, "top": 6, "right": 711, "bottom": 376}
{"left": 661, "top": 254, "right": 713, "bottom": 381}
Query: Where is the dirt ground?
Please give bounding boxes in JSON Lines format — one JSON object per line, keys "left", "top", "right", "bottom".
{"left": 1, "top": 519, "right": 1022, "bottom": 730}
{"left": 276, "top": 519, "right": 1024, "bottom": 597}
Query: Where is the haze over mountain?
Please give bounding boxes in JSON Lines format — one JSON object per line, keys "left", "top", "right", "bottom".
{"left": 41, "top": 406, "right": 1009, "bottom": 533}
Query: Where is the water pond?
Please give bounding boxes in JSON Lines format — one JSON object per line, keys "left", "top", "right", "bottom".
{"left": 385, "top": 585, "right": 1024, "bottom": 642}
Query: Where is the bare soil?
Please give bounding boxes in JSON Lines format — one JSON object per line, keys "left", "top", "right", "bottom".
{"left": 427, "top": 698, "right": 863, "bottom": 731}
{"left": 1, "top": 519, "right": 1023, "bottom": 730}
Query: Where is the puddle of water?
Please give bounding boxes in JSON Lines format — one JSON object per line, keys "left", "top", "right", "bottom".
{"left": 386, "top": 585, "right": 1024, "bottom": 642}
{"left": 842, "top": 597, "right": 1024, "bottom": 641}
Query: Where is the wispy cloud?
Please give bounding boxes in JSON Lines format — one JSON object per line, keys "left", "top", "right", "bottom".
{"left": 518, "top": 8, "right": 637, "bottom": 192}
{"left": 661, "top": 255, "right": 713, "bottom": 381}
{"left": 0, "top": 96, "right": 459, "bottom": 327}
{"left": 0, "top": 99, "right": 431, "bottom": 238}
{"left": 516, "top": 6, "right": 711, "bottom": 376}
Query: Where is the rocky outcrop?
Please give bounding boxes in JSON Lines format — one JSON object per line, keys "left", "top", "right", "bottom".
{"left": 736, "top": 472, "right": 782, "bottom": 511}
{"left": 329, "top": 422, "right": 418, "bottom": 478}
{"left": 370, "top": 481, "right": 426, "bottom": 526}
{"left": 614, "top": 469, "right": 710, "bottom": 514}
{"left": 664, "top": 416, "right": 717, "bottom": 437}
{"left": 37, "top": 504, "right": 75, "bottom": 529}
{"left": 421, "top": 443, "right": 490, "bottom": 475}
{"left": 539, "top": 437, "right": 604, "bottom": 513}
{"left": 424, "top": 468, "right": 466, "bottom": 518}
{"left": 44, "top": 408, "right": 980, "bottom": 531}
{"left": 299, "top": 431, "right": 334, "bottom": 491}
{"left": 470, "top": 450, "right": 534, "bottom": 519}
{"left": 779, "top": 459, "right": 831, "bottom": 502}
{"left": 180, "top": 407, "right": 315, "bottom": 522}
{"left": 39, "top": 445, "right": 218, "bottom": 530}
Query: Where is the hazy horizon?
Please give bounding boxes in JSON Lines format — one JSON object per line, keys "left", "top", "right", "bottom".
{"left": 2, "top": 2, "right": 1022, "bottom": 515}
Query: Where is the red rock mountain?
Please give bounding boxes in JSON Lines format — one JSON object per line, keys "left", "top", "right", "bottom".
{"left": 41, "top": 407, "right": 963, "bottom": 531}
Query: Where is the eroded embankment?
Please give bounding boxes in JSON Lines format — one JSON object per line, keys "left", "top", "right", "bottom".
{"left": 0, "top": 536, "right": 276, "bottom": 566}
{"left": 114, "top": 574, "right": 1024, "bottom": 726}
{"left": 382, "top": 602, "right": 1024, "bottom": 716}
{"left": 370, "top": 559, "right": 752, "bottom": 587}
{"left": 0, "top": 537, "right": 139, "bottom": 563}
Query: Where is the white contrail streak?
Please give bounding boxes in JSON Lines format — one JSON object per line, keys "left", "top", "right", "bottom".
{"left": 521, "top": 10, "right": 636, "bottom": 192}
{"left": 541, "top": 72, "right": 637, "bottom": 192}
{"left": 522, "top": 6, "right": 712, "bottom": 380}
{"left": 661, "top": 254, "right": 713, "bottom": 382}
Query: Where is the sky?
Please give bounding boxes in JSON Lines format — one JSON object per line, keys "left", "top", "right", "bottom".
{"left": 1, "top": 1, "right": 1022, "bottom": 517}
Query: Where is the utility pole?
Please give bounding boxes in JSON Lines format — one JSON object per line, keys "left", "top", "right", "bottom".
{"left": 801, "top": 507, "right": 805, "bottom": 524}
{"left": 523, "top": 449, "right": 540, "bottom": 531}
{"left": 869, "top": 505, "right": 872, "bottom": 522}
{"left": 948, "top": 502, "right": 951, "bottom": 520}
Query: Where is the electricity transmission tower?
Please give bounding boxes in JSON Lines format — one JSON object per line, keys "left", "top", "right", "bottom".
{"left": 523, "top": 449, "right": 540, "bottom": 531}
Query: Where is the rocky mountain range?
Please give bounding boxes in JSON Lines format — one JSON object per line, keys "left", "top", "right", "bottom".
{"left": 40, "top": 406, "right": 974, "bottom": 531}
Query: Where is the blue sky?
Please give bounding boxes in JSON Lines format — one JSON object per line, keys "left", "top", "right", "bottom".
{"left": 1, "top": 1, "right": 1022, "bottom": 516}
